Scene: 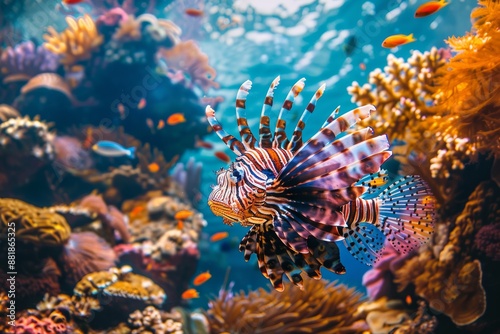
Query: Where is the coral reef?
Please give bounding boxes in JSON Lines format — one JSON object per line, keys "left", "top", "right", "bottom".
{"left": 0, "top": 117, "right": 55, "bottom": 192}
{"left": 74, "top": 265, "right": 166, "bottom": 307}
{"left": 0, "top": 41, "right": 59, "bottom": 84}
{"left": 158, "top": 40, "right": 219, "bottom": 92}
{"left": 431, "top": 0, "right": 500, "bottom": 165}
{"left": 394, "top": 181, "right": 499, "bottom": 326}
{"left": 348, "top": 47, "right": 446, "bottom": 167}
{"left": 0, "top": 198, "right": 70, "bottom": 247}
{"left": 127, "top": 306, "right": 184, "bottom": 334}
{"left": 43, "top": 14, "right": 104, "bottom": 66}
{"left": 206, "top": 279, "right": 366, "bottom": 333}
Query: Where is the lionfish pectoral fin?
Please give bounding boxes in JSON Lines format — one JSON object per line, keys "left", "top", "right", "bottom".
{"left": 307, "top": 238, "right": 346, "bottom": 275}
{"left": 341, "top": 222, "right": 385, "bottom": 266}
{"left": 356, "top": 169, "right": 390, "bottom": 198}
{"left": 377, "top": 175, "right": 436, "bottom": 254}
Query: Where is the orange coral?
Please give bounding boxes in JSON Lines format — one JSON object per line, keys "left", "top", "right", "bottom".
{"left": 43, "top": 14, "right": 103, "bottom": 66}
{"left": 158, "top": 40, "right": 219, "bottom": 92}
{"left": 431, "top": 0, "right": 500, "bottom": 165}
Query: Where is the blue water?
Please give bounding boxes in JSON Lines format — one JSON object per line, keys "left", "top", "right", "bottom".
{"left": 3, "top": 0, "right": 475, "bottom": 308}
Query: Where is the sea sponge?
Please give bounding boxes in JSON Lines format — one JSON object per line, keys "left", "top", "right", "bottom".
{"left": 0, "top": 198, "right": 70, "bottom": 247}
{"left": 394, "top": 180, "right": 499, "bottom": 326}
{"left": 158, "top": 40, "right": 219, "bottom": 92}
{"left": 43, "top": 14, "right": 104, "bottom": 66}
{"left": 0, "top": 41, "right": 59, "bottom": 84}
{"left": 348, "top": 47, "right": 446, "bottom": 166}
{"left": 431, "top": 0, "right": 500, "bottom": 164}
{"left": 207, "top": 279, "right": 366, "bottom": 334}
{"left": 474, "top": 223, "right": 500, "bottom": 261}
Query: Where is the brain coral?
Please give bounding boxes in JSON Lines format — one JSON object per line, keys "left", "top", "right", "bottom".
{"left": 0, "top": 198, "right": 70, "bottom": 247}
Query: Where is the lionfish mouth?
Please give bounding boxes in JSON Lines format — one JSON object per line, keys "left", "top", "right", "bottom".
{"left": 208, "top": 200, "right": 242, "bottom": 222}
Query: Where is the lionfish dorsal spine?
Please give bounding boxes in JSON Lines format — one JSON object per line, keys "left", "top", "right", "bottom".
{"left": 320, "top": 105, "right": 341, "bottom": 128}
{"left": 287, "top": 83, "right": 326, "bottom": 153}
{"left": 259, "top": 76, "right": 280, "bottom": 148}
{"left": 235, "top": 80, "right": 257, "bottom": 150}
{"left": 205, "top": 105, "right": 246, "bottom": 155}
{"left": 272, "top": 78, "right": 306, "bottom": 149}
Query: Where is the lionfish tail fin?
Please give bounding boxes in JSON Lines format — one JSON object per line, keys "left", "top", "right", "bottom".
{"left": 205, "top": 105, "right": 246, "bottom": 155}
{"left": 235, "top": 80, "right": 257, "bottom": 149}
{"left": 259, "top": 76, "right": 280, "bottom": 148}
{"left": 377, "top": 175, "right": 436, "bottom": 254}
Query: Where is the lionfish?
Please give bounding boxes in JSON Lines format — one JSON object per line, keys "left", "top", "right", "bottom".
{"left": 206, "top": 77, "right": 435, "bottom": 291}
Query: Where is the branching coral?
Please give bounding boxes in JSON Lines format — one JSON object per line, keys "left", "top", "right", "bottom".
{"left": 207, "top": 279, "right": 366, "bottom": 334}
{"left": 43, "top": 14, "right": 104, "bottom": 66}
{"left": 0, "top": 41, "right": 59, "bottom": 84}
{"left": 0, "top": 198, "right": 70, "bottom": 247}
{"left": 348, "top": 47, "right": 446, "bottom": 163}
{"left": 158, "top": 40, "right": 219, "bottom": 92}
{"left": 430, "top": 0, "right": 500, "bottom": 170}
{"left": 394, "top": 180, "right": 500, "bottom": 326}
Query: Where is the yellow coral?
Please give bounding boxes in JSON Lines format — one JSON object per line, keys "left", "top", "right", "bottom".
{"left": 43, "top": 14, "right": 103, "bottom": 66}
{"left": 432, "top": 0, "right": 500, "bottom": 164}
{"left": 0, "top": 198, "right": 70, "bottom": 246}
{"left": 348, "top": 47, "right": 446, "bottom": 166}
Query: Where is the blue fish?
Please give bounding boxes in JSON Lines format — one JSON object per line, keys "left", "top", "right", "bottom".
{"left": 92, "top": 140, "right": 135, "bottom": 158}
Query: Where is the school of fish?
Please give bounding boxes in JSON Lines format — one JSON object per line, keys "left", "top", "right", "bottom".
{"left": 206, "top": 77, "right": 436, "bottom": 291}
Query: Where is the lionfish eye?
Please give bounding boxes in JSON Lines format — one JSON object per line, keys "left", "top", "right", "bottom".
{"left": 230, "top": 167, "right": 244, "bottom": 183}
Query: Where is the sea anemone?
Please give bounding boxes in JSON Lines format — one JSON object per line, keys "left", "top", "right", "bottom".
{"left": 207, "top": 279, "right": 366, "bottom": 333}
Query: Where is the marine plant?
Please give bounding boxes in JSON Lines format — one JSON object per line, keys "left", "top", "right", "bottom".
{"left": 206, "top": 279, "right": 366, "bottom": 334}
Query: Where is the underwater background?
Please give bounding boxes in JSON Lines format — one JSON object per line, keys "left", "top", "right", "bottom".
{"left": 1, "top": 0, "right": 499, "bottom": 333}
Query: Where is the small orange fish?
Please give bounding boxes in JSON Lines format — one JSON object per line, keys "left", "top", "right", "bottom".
{"left": 83, "top": 127, "right": 93, "bottom": 149}
{"left": 182, "top": 288, "right": 199, "bottom": 299}
{"left": 174, "top": 210, "right": 194, "bottom": 220}
{"left": 185, "top": 8, "right": 204, "bottom": 17}
{"left": 137, "top": 98, "right": 147, "bottom": 110}
{"left": 405, "top": 295, "right": 413, "bottom": 305}
{"left": 210, "top": 231, "right": 229, "bottom": 242}
{"left": 157, "top": 120, "right": 165, "bottom": 130}
{"left": 177, "top": 220, "right": 184, "bottom": 230}
{"left": 167, "top": 113, "right": 186, "bottom": 125}
{"left": 359, "top": 62, "right": 366, "bottom": 71}
{"left": 146, "top": 118, "right": 154, "bottom": 129}
{"left": 195, "top": 139, "right": 213, "bottom": 149}
{"left": 382, "top": 34, "right": 415, "bottom": 48}
{"left": 193, "top": 271, "right": 212, "bottom": 286}
{"left": 63, "top": 0, "right": 84, "bottom": 4}
{"left": 214, "top": 151, "right": 231, "bottom": 163}
{"left": 148, "top": 162, "right": 160, "bottom": 173}
{"left": 118, "top": 103, "right": 126, "bottom": 119}
{"left": 130, "top": 205, "right": 145, "bottom": 218}
{"left": 415, "top": 0, "right": 448, "bottom": 18}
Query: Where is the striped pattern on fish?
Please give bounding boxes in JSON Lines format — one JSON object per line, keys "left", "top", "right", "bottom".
{"left": 206, "top": 77, "right": 436, "bottom": 291}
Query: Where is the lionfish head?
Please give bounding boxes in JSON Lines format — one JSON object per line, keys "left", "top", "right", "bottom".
{"left": 208, "top": 158, "right": 269, "bottom": 226}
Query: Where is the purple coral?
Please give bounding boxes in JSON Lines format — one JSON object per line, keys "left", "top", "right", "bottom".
{"left": 0, "top": 41, "right": 59, "bottom": 84}
{"left": 474, "top": 223, "right": 500, "bottom": 261}
{"left": 171, "top": 157, "right": 203, "bottom": 206}
{"left": 362, "top": 242, "right": 411, "bottom": 300}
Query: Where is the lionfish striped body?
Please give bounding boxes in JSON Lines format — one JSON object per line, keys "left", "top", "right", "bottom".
{"left": 206, "top": 77, "right": 435, "bottom": 291}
